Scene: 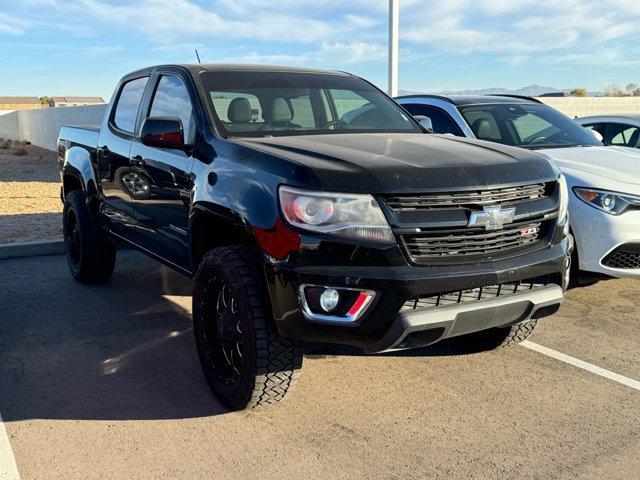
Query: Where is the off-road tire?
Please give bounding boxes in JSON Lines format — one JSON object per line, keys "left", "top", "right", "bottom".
{"left": 454, "top": 319, "right": 537, "bottom": 352}
{"left": 63, "top": 190, "right": 116, "bottom": 284}
{"left": 193, "top": 244, "right": 303, "bottom": 410}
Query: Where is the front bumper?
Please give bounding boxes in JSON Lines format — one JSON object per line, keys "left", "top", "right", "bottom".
{"left": 571, "top": 200, "right": 640, "bottom": 278}
{"left": 364, "top": 284, "right": 563, "bottom": 353}
{"left": 264, "top": 237, "right": 570, "bottom": 351}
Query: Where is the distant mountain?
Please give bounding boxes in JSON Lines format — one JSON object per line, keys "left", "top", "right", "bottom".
{"left": 439, "top": 85, "right": 564, "bottom": 96}
{"left": 398, "top": 85, "right": 580, "bottom": 97}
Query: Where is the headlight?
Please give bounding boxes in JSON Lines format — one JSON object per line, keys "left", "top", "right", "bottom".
{"left": 574, "top": 187, "right": 640, "bottom": 215}
{"left": 558, "top": 174, "right": 568, "bottom": 223}
{"left": 279, "top": 186, "right": 395, "bottom": 243}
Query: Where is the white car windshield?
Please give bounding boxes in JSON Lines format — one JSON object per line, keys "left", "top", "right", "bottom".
{"left": 459, "top": 103, "right": 602, "bottom": 150}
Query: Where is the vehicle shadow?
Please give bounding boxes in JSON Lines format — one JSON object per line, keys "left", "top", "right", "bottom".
{"left": 304, "top": 337, "right": 477, "bottom": 359}
{"left": 0, "top": 250, "right": 485, "bottom": 423}
{"left": 0, "top": 251, "right": 228, "bottom": 421}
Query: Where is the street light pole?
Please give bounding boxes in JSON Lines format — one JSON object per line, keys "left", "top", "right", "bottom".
{"left": 388, "top": 0, "right": 399, "bottom": 97}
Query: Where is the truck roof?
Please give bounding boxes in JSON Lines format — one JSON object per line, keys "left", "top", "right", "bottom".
{"left": 128, "top": 63, "right": 353, "bottom": 77}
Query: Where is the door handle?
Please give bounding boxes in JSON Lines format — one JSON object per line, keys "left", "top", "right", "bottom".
{"left": 130, "top": 155, "right": 145, "bottom": 167}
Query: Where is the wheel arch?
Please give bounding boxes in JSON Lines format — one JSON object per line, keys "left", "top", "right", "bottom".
{"left": 62, "top": 145, "right": 98, "bottom": 201}
{"left": 189, "top": 202, "right": 259, "bottom": 271}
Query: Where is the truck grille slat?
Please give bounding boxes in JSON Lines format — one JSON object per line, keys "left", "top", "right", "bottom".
{"left": 402, "top": 221, "right": 543, "bottom": 258}
{"left": 401, "top": 279, "right": 547, "bottom": 311}
{"left": 386, "top": 183, "right": 547, "bottom": 211}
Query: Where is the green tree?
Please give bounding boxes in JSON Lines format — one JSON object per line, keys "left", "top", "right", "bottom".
{"left": 570, "top": 88, "right": 587, "bottom": 97}
{"left": 39, "top": 96, "right": 50, "bottom": 105}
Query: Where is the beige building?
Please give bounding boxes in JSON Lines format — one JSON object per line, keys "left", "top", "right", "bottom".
{"left": 0, "top": 97, "right": 42, "bottom": 110}
{"left": 49, "top": 96, "right": 105, "bottom": 108}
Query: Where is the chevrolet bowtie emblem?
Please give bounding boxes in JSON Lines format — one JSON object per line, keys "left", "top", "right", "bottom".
{"left": 468, "top": 205, "right": 515, "bottom": 231}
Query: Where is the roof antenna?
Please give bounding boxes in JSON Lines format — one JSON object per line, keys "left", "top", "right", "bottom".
{"left": 195, "top": 49, "right": 201, "bottom": 64}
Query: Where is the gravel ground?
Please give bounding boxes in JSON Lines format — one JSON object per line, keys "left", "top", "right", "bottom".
{"left": 0, "top": 143, "right": 62, "bottom": 244}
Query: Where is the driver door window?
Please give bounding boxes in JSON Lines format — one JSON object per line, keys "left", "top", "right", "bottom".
{"left": 149, "top": 76, "right": 195, "bottom": 143}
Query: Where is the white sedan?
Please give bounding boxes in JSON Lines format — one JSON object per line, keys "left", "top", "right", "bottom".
{"left": 394, "top": 95, "right": 640, "bottom": 283}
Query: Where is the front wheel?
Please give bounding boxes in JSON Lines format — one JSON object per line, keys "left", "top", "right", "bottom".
{"left": 193, "top": 245, "right": 303, "bottom": 410}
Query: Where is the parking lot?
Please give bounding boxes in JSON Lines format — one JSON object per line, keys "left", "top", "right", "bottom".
{"left": 1, "top": 250, "right": 639, "bottom": 479}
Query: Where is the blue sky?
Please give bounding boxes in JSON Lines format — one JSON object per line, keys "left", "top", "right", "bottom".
{"left": 1, "top": 0, "right": 639, "bottom": 99}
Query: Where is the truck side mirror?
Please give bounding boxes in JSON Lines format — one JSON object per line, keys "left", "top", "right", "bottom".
{"left": 141, "top": 116, "right": 185, "bottom": 150}
{"left": 414, "top": 115, "right": 434, "bottom": 133}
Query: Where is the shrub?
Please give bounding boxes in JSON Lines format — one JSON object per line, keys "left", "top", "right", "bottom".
{"left": 12, "top": 141, "right": 27, "bottom": 155}
{"left": 0, "top": 139, "right": 12, "bottom": 149}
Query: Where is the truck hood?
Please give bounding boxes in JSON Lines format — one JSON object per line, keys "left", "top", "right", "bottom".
{"left": 540, "top": 145, "right": 640, "bottom": 186}
{"left": 233, "top": 133, "right": 557, "bottom": 193}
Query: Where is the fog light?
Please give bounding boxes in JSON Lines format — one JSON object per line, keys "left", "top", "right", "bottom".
{"left": 320, "top": 288, "right": 340, "bottom": 312}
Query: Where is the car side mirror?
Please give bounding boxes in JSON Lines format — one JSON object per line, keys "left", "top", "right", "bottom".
{"left": 141, "top": 116, "right": 186, "bottom": 150}
{"left": 414, "top": 115, "right": 433, "bottom": 133}
{"left": 587, "top": 128, "right": 604, "bottom": 143}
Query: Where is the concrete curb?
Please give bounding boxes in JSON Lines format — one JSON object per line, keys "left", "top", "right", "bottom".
{"left": 0, "top": 239, "right": 65, "bottom": 260}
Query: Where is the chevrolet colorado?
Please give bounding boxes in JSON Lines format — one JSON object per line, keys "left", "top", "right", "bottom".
{"left": 58, "top": 65, "right": 571, "bottom": 410}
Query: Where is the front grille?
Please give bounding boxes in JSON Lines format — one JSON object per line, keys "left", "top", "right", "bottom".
{"left": 383, "top": 181, "right": 558, "bottom": 264}
{"left": 401, "top": 279, "right": 548, "bottom": 312}
{"left": 402, "top": 218, "right": 544, "bottom": 260}
{"left": 602, "top": 244, "right": 640, "bottom": 269}
{"left": 385, "top": 183, "right": 548, "bottom": 211}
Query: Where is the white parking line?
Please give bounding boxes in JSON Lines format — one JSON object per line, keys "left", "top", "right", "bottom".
{"left": 521, "top": 340, "right": 640, "bottom": 392}
{"left": 0, "top": 413, "right": 20, "bottom": 480}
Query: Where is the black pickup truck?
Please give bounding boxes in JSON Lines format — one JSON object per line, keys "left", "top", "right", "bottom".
{"left": 58, "top": 64, "right": 571, "bottom": 410}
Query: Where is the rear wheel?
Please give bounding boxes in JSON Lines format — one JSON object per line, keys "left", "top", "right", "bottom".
{"left": 193, "top": 244, "right": 303, "bottom": 410}
{"left": 453, "top": 319, "right": 537, "bottom": 352}
{"left": 63, "top": 190, "right": 116, "bottom": 284}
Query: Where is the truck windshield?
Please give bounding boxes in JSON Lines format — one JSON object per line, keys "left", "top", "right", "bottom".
{"left": 200, "top": 71, "right": 421, "bottom": 137}
{"left": 458, "top": 103, "right": 602, "bottom": 150}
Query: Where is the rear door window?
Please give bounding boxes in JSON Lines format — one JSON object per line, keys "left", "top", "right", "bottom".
{"left": 607, "top": 124, "right": 640, "bottom": 147}
{"left": 113, "top": 76, "right": 149, "bottom": 133}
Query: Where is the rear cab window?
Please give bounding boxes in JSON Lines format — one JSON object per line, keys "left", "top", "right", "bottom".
{"left": 113, "top": 76, "right": 149, "bottom": 133}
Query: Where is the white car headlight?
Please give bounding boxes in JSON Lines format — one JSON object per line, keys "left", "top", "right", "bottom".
{"left": 558, "top": 174, "right": 569, "bottom": 223}
{"left": 279, "top": 186, "right": 395, "bottom": 243}
{"left": 574, "top": 187, "right": 640, "bottom": 216}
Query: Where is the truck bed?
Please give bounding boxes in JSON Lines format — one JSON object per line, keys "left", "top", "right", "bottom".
{"left": 58, "top": 125, "right": 99, "bottom": 150}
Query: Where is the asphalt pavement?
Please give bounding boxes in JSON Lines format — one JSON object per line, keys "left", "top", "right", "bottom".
{"left": 0, "top": 251, "right": 638, "bottom": 479}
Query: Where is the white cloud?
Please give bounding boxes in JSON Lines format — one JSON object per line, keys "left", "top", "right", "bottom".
{"left": 0, "top": 12, "right": 27, "bottom": 35}
{"left": 316, "top": 41, "right": 387, "bottom": 63}
{"left": 218, "top": 41, "right": 388, "bottom": 66}
{"left": 2, "top": 0, "right": 640, "bottom": 74}
{"left": 71, "top": 0, "right": 336, "bottom": 44}
{"left": 401, "top": 0, "right": 640, "bottom": 57}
